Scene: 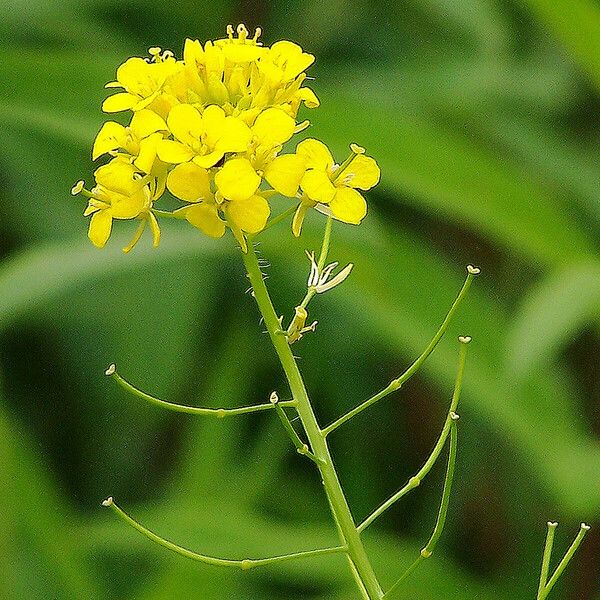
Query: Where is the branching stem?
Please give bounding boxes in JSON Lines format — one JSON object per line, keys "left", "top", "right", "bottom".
{"left": 102, "top": 498, "right": 347, "bottom": 569}
{"left": 242, "top": 241, "right": 384, "bottom": 599}
{"left": 537, "top": 523, "right": 591, "bottom": 600}
{"left": 323, "top": 268, "right": 478, "bottom": 436}
{"left": 358, "top": 338, "right": 469, "bottom": 532}
{"left": 270, "top": 392, "right": 322, "bottom": 464}
{"left": 108, "top": 368, "right": 295, "bottom": 416}
{"left": 382, "top": 421, "right": 459, "bottom": 599}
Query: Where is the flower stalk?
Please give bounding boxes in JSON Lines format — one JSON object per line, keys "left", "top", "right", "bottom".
{"left": 241, "top": 241, "right": 385, "bottom": 599}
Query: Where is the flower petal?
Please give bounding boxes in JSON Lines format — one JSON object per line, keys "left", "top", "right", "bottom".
{"left": 134, "top": 132, "right": 162, "bottom": 173}
{"left": 148, "top": 212, "right": 161, "bottom": 247}
{"left": 298, "top": 87, "right": 320, "bottom": 108}
{"left": 292, "top": 202, "right": 309, "bottom": 237}
{"left": 180, "top": 203, "right": 226, "bottom": 238}
{"left": 253, "top": 108, "right": 296, "bottom": 147}
{"left": 193, "top": 150, "right": 225, "bottom": 169}
{"left": 226, "top": 194, "right": 270, "bottom": 233}
{"left": 329, "top": 187, "right": 367, "bottom": 224}
{"left": 216, "top": 116, "right": 252, "bottom": 152}
{"left": 129, "top": 109, "right": 167, "bottom": 139}
{"left": 214, "top": 158, "right": 261, "bottom": 202}
{"left": 341, "top": 155, "right": 381, "bottom": 190}
{"left": 167, "top": 103, "right": 204, "bottom": 146}
{"left": 157, "top": 139, "right": 195, "bottom": 164}
{"left": 264, "top": 154, "right": 306, "bottom": 197}
{"left": 167, "top": 162, "right": 211, "bottom": 202}
{"left": 88, "top": 210, "right": 113, "bottom": 248}
{"left": 201, "top": 104, "right": 226, "bottom": 144}
{"left": 301, "top": 169, "right": 336, "bottom": 204}
{"left": 92, "top": 121, "right": 127, "bottom": 160}
{"left": 102, "top": 93, "right": 139, "bottom": 113}
{"left": 296, "top": 138, "right": 334, "bottom": 170}
{"left": 94, "top": 159, "right": 139, "bottom": 194}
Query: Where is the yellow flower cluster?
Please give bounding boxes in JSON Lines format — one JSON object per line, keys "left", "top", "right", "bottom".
{"left": 73, "top": 25, "right": 380, "bottom": 251}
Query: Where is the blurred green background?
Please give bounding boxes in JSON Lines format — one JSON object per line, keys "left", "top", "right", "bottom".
{"left": 1, "top": 0, "right": 599, "bottom": 598}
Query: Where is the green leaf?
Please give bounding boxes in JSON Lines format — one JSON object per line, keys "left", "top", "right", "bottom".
{"left": 0, "top": 380, "right": 104, "bottom": 598}
{"left": 506, "top": 261, "right": 600, "bottom": 378}
{"left": 522, "top": 0, "right": 600, "bottom": 93}
{"left": 311, "top": 83, "right": 596, "bottom": 267}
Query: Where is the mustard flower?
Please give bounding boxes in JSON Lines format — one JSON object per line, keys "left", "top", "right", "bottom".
{"left": 157, "top": 104, "right": 252, "bottom": 167}
{"left": 75, "top": 25, "right": 379, "bottom": 251}
{"left": 292, "top": 140, "right": 380, "bottom": 236}
{"left": 166, "top": 160, "right": 269, "bottom": 246}
{"left": 92, "top": 109, "right": 168, "bottom": 174}
{"left": 77, "top": 159, "right": 159, "bottom": 250}
{"left": 247, "top": 107, "right": 307, "bottom": 198}
{"left": 103, "top": 49, "right": 182, "bottom": 118}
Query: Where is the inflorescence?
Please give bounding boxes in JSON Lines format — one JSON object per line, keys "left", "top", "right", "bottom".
{"left": 73, "top": 24, "right": 380, "bottom": 252}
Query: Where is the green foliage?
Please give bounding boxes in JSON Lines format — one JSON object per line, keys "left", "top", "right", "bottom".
{"left": 1, "top": 0, "right": 598, "bottom": 598}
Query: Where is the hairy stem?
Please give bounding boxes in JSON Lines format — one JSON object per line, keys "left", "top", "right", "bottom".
{"left": 241, "top": 243, "right": 384, "bottom": 599}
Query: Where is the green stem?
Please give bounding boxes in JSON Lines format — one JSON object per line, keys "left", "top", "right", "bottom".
{"left": 109, "top": 368, "right": 295, "bottom": 416}
{"left": 538, "top": 523, "right": 591, "bottom": 600}
{"left": 294, "top": 215, "right": 334, "bottom": 316}
{"left": 270, "top": 392, "right": 321, "bottom": 464}
{"left": 102, "top": 498, "right": 346, "bottom": 569}
{"left": 537, "top": 522, "right": 558, "bottom": 598}
{"left": 254, "top": 203, "right": 298, "bottom": 235}
{"left": 323, "top": 267, "right": 479, "bottom": 437}
{"left": 242, "top": 243, "right": 384, "bottom": 599}
{"left": 358, "top": 339, "right": 468, "bottom": 532}
{"left": 383, "top": 421, "right": 459, "bottom": 599}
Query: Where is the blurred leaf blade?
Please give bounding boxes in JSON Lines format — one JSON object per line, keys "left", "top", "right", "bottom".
{"left": 506, "top": 261, "right": 600, "bottom": 378}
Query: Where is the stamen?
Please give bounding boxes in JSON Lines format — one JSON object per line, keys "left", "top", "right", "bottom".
{"left": 237, "top": 24, "right": 249, "bottom": 41}
{"left": 71, "top": 180, "right": 85, "bottom": 195}
{"left": 227, "top": 25, "right": 234, "bottom": 39}
{"left": 350, "top": 143, "right": 366, "bottom": 155}
{"left": 148, "top": 47, "right": 162, "bottom": 62}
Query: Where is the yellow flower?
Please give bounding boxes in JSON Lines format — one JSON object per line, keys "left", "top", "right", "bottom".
{"left": 181, "top": 25, "right": 317, "bottom": 122}
{"left": 157, "top": 104, "right": 252, "bottom": 168}
{"left": 92, "top": 109, "right": 167, "bottom": 174}
{"left": 248, "top": 107, "right": 307, "bottom": 198}
{"left": 167, "top": 159, "right": 270, "bottom": 246}
{"left": 77, "top": 26, "right": 381, "bottom": 250}
{"left": 293, "top": 139, "right": 380, "bottom": 236}
{"left": 80, "top": 159, "right": 160, "bottom": 250}
{"left": 103, "top": 49, "right": 182, "bottom": 118}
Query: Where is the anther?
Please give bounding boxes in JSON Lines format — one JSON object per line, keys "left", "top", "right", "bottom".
{"left": 227, "top": 25, "right": 234, "bottom": 38}
{"left": 101, "top": 496, "right": 114, "bottom": 507}
{"left": 297, "top": 444, "right": 309, "bottom": 455}
{"left": 467, "top": 265, "right": 481, "bottom": 275}
{"left": 148, "top": 47, "right": 162, "bottom": 56}
{"left": 547, "top": 521, "right": 558, "bottom": 528}
{"left": 71, "top": 180, "right": 85, "bottom": 195}
{"left": 269, "top": 391, "right": 279, "bottom": 404}
{"left": 253, "top": 27, "right": 262, "bottom": 41}
{"left": 581, "top": 523, "right": 591, "bottom": 531}
{"left": 350, "top": 143, "right": 366, "bottom": 155}
{"left": 450, "top": 412, "right": 460, "bottom": 421}
{"left": 105, "top": 363, "right": 116, "bottom": 376}
{"left": 237, "top": 24, "right": 249, "bottom": 40}
{"left": 458, "top": 335, "right": 472, "bottom": 344}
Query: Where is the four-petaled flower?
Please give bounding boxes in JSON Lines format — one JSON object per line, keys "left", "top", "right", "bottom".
{"left": 293, "top": 140, "right": 380, "bottom": 236}
{"left": 82, "top": 159, "right": 160, "bottom": 250}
